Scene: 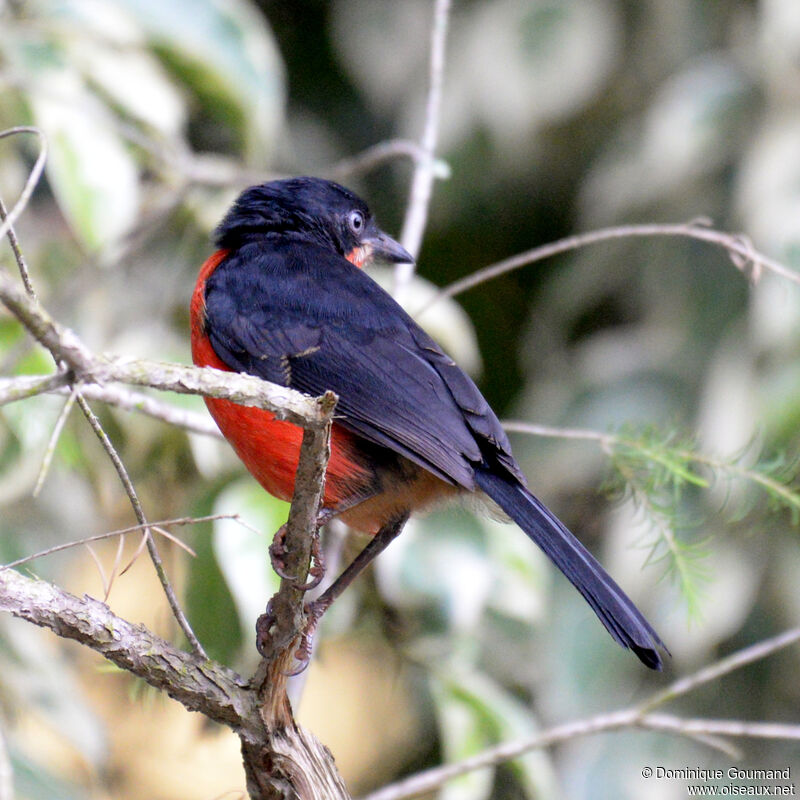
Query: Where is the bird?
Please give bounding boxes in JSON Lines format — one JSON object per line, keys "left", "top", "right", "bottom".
{"left": 190, "top": 176, "right": 666, "bottom": 670}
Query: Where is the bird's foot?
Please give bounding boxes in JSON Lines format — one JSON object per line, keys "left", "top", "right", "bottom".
{"left": 284, "top": 598, "right": 331, "bottom": 676}
{"left": 268, "top": 523, "right": 291, "bottom": 578}
{"left": 268, "top": 523, "right": 326, "bottom": 590}
{"left": 268, "top": 523, "right": 289, "bottom": 576}
{"left": 255, "top": 596, "right": 331, "bottom": 672}
{"left": 255, "top": 598, "right": 276, "bottom": 658}
{"left": 293, "top": 531, "right": 326, "bottom": 590}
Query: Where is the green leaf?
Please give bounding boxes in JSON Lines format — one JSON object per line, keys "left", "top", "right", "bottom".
{"left": 72, "top": 44, "right": 186, "bottom": 138}
{"left": 211, "top": 478, "right": 286, "bottom": 635}
{"left": 115, "top": 0, "right": 285, "bottom": 160}
{"left": 183, "top": 502, "right": 242, "bottom": 664}
{"left": 429, "top": 673, "right": 495, "bottom": 800}
{"left": 40, "top": 0, "right": 188, "bottom": 136}
{"left": 483, "top": 516, "right": 550, "bottom": 625}
{"left": 430, "top": 669, "right": 560, "bottom": 800}
{"left": 28, "top": 70, "right": 140, "bottom": 252}
{"left": 2, "top": 28, "right": 141, "bottom": 252}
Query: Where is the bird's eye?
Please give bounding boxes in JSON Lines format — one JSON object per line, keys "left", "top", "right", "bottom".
{"left": 348, "top": 210, "right": 365, "bottom": 234}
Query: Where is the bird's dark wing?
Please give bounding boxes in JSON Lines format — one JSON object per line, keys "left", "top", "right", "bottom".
{"left": 203, "top": 241, "right": 524, "bottom": 489}
{"left": 204, "top": 240, "right": 666, "bottom": 670}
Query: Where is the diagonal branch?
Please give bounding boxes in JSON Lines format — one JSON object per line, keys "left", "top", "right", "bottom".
{"left": 639, "top": 627, "right": 800, "bottom": 713}
{"left": 0, "top": 567, "right": 261, "bottom": 737}
{"left": 0, "top": 515, "right": 224, "bottom": 571}
{"left": 420, "top": 220, "right": 800, "bottom": 316}
{"left": 75, "top": 391, "right": 207, "bottom": 656}
{"left": 0, "top": 127, "right": 48, "bottom": 269}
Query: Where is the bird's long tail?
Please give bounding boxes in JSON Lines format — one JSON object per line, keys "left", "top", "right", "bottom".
{"left": 474, "top": 466, "right": 666, "bottom": 670}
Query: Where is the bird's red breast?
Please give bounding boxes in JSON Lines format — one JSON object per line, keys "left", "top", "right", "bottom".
{"left": 191, "top": 249, "right": 402, "bottom": 532}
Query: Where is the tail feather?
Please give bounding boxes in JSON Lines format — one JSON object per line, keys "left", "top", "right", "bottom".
{"left": 475, "top": 466, "right": 666, "bottom": 670}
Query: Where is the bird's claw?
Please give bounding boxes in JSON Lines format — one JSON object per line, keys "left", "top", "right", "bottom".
{"left": 268, "top": 524, "right": 291, "bottom": 579}
{"left": 290, "top": 532, "right": 325, "bottom": 590}
{"left": 260, "top": 527, "right": 328, "bottom": 665}
{"left": 255, "top": 599, "right": 276, "bottom": 658}
{"left": 269, "top": 523, "right": 326, "bottom": 589}
{"left": 283, "top": 598, "right": 329, "bottom": 676}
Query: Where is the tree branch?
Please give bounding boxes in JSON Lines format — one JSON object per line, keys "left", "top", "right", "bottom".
{"left": 252, "top": 417, "right": 334, "bottom": 722}
{"left": 0, "top": 567, "right": 260, "bottom": 735}
{"left": 0, "top": 407, "right": 350, "bottom": 800}
{"left": 0, "top": 371, "right": 71, "bottom": 405}
{"left": 0, "top": 127, "right": 48, "bottom": 266}
{"left": 397, "top": 0, "right": 452, "bottom": 281}
{"left": 362, "top": 626, "right": 800, "bottom": 800}
{"left": 0, "top": 269, "right": 332, "bottom": 429}
{"left": 419, "top": 220, "right": 799, "bottom": 316}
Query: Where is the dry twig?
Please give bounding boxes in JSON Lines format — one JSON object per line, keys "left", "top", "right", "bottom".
{"left": 420, "top": 220, "right": 800, "bottom": 315}
{"left": 397, "top": 0, "right": 452, "bottom": 284}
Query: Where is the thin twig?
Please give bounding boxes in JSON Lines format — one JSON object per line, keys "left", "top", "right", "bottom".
{"left": 502, "top": 420, "right": 614, "bottom": 448}
{"left": 0, "top": 516, "right": 224, "bottom": 570}
{"left": 503, "top": 419, "right": 800, "bottom": 516}
{"left": 324, "top": 140, "right": 432, "bottom": 181}
{"left": 0, "top": 127, "right": 48, "bottom": 280}
{"left": 398, "top": 0, "right": 452, "bottom": 282}
{"left": 84, "top": 541, "right": 111, "bottom": 599}
{"left": 419, "top": 220, "right": 800, "bottom": 315}
{"left": 103, "top": 526, "right": 128, "bottom": 601}
{"left": 32, "top": 384, "right": 78, "bottom": 497}
{"left": 118, "top": 525, "right": 190, "bottom": 576}
{"left": 74, "top": 392, "right": 207, "bottom": 658}
{"left": 639, "top": 627, "right": 800, "bottom": 713}
{"left": 636, "top": 713, "right": 800, "bottom": 742}
{"left": 0, "top": 191, "right": 34, "bottom": 301}
{"left": 0, "top": 372, "right": 71, "bottom": 405}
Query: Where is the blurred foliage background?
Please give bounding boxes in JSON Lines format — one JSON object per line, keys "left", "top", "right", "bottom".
{"left": 1, "top": 0, "right": 800, "bottom": 798}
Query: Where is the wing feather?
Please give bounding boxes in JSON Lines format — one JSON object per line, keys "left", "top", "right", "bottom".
{"left": 204, "top": 242, "right": 521, "bottom": 488}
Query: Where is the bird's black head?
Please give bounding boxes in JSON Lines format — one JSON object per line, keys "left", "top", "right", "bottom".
{"left": 215, "top": 177, "right": 413, "bottom": 267}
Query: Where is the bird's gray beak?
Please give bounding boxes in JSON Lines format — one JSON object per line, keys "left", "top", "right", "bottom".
{"left": 365, "top": 229, "right": 415, "bottom": 265}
